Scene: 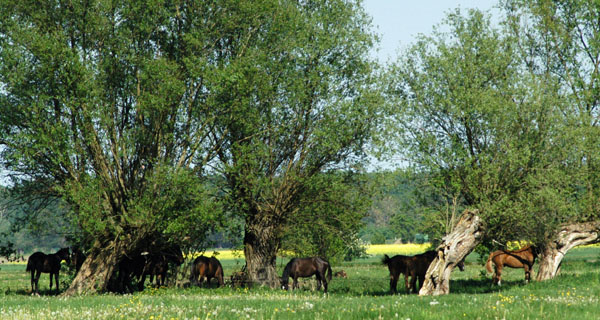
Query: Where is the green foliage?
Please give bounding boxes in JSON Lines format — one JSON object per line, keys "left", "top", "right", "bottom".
{"left": 389, "top": 8, "right": 574, "bottom": 246}
{"left": 281, "top": 171, "right": 372, "bottom": 263}
{"left": 0, "top": 0, "right": 228, "bottom": 255}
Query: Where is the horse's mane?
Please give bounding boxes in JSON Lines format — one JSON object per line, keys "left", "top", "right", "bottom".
{"left": 281, "top": 258, "right": 295, "bottom": 281}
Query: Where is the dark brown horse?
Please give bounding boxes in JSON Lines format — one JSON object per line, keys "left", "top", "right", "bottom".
{"left": 486, "top": 245, "right": 538, "bottom": 285}
{"left": 190, "top": 256, "right": 224, "bottom": 287}
{"left": 118, "top": 244, "right": 184, "bottom": 292}
{"left": 383, "top": 251, "right": 465, "bottom": 294}
{"left": 139, "top": 244, "right": 184, "bottom": 288}
{"left": 70, "top": 247, "right": 86, "bottom": 273}
{"left": 26, "top": 248, "right": 71, "bottom": 294}
{"left": 281, "top": 257, "right": 332, "bottom": 293}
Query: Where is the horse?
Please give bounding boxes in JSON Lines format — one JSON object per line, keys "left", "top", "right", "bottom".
{"left": 281, "top": 257, "right": 332, "bottom": 293}
{"left": 26, "top": 247, "right": 71, "bottom": 294}
{"left": 118, "top": 244, "right": 184, "bottom": 292}
{"left": 486, "top": 245, "right": 538, "bottom": 286}
{"left": 383, "top": 251, "right": 465, "bottom": 294}
{"left": 190, "top": 256, "right": 224, "bottom": 287}
{"left": 138, "top": 244, "right": 184, "bottom": 288}
{"left": 382, "top": 254, "right": 412, "bottom": 294}
{"left": 70, "top": 247, "right": 86, "bottom": 273}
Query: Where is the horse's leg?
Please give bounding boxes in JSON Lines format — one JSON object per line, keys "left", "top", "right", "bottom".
{"left": 524, "top": 265, "right": 530, "bottom": 283}
{"left": 389, "top": 273, "right": 398, "bottom": 294}
{"left": 321, "top": 273, "right": 328, "bottom": 294}
{"left": 410, "top": 272, "right": 418, "bottom": 294}
{"left": 495, "top": 264, "right": 502, "bottom": 286}
{"left": 292, "top": 277, "right": 298, "bottom": 291}
{"left": 30, "top": 270, "right": 35, "bottom": 293}
{"left": 417, "top": 275, "right": 425, "bottom": 293}
{"left": 34, "top": 270, "right": 41, "bottom": 294}
{"left": 55, "top": 272, "right": 60, "bottom": 292}
{"left": 316, "top": 273, "right": 322, "bottom": 291}
{"left": 49, "top": 273, "right": 53, "bottom": 291}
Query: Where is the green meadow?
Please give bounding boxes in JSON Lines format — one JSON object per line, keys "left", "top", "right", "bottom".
{"left": 1, "top": 246, "right": 600, "bottom": 319}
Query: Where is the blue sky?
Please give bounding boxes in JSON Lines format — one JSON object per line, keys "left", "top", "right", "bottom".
{"left": 362, "top": 0, "right": 500, "bottom": 62}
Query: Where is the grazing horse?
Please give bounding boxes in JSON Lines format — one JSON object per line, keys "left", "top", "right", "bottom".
{"left": 139, "top": 244, "right": 185, "bottom": 288}
{"left": 190, "top": 256, "right": 224, "bottom": 287}
{"left": 118, "top": 244, "right": 184, "bottom": 292}
{"left": 486, "top": 245, "right": 538, "bottom": 286}
{"left": 281, "top": 257, "right": 332, "bottom": 293}
{"left": 26, "top": 248, "right": 71, "bottom": 294}
{"left": 383, "top": 251, "right": 465, "bottom": 294}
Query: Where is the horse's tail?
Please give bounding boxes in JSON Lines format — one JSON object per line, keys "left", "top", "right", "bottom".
{"left": 26, "top": 257, "right": 33, "bottom": 272}
{"left": 326, "top": 262, "right": 332, "bottom": 282}
{"left": 485, "top": 253, "right": 494, "bottom": 273}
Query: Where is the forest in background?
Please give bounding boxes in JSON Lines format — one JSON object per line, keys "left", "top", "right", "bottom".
{"left": 0, "top": 168, "right": 442, "bottom": 257}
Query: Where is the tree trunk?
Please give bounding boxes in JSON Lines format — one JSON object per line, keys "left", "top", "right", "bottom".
{"left": 536, "top": 221, "right": 600, "bottom": 281}
{"left": 420, "top": 209, "right": 485, "bottom": 296}
{"left": 243, "top": 222, "right": 280, "bottom": 288}
{"left": 63, "top": 240, "right": 125, "bottom": 296}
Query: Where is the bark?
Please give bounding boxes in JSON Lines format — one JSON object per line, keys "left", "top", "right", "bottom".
{"left": 536, "top": 221, "right": 600, "bottom": 281}
{"left": 419, "top": 209, "right": 486, "bottom": 296}
{"left": 243, "top": 222, "right": 280, "bottom": 288}
{"left": 62, "top": 240, "right": 125, "bottom": 296}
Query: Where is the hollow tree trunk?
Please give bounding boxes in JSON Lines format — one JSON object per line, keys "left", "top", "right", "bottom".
{"left": 243, "top": 222, "right": 280, "bottom": 288}
{"left": 536, "top": 221, "right": 600, "bottom": 281}
{"left": 420, "top": 209, "right": 486, "bottom": 296}
{"left": 63, "top": 240, "right": 125, "bottom": 296}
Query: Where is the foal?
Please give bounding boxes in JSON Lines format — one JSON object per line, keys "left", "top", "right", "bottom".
{"left": 26, "top": 248, "right": 71, "bottom": 294}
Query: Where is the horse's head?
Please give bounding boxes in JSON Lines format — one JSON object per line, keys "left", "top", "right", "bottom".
{"left": 57, "top": 247, "right": 71, "bottom": 265}
{"left": 280, "top": 277, "right": 289, "bottom": 290}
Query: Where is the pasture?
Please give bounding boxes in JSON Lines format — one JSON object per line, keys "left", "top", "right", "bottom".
{"left": 1, "top": 244, "right": 600, "bottom": 319}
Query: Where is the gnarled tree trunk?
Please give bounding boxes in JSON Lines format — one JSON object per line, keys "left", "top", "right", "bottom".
{"left": 243, "top": 221, "right": 281, "bottom": 288}
{"left": 63, "top": 239, "right": 126, "bottom": 296}
{"left": 536, "top": 221, "right": 600, "bottom": 281}
{"left": 420, "top": 209, "right": 485, "bottom": 296}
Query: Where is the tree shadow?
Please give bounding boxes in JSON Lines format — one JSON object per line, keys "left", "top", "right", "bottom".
{"left": 450, "top": 278, "right": 533, "bottom": 295}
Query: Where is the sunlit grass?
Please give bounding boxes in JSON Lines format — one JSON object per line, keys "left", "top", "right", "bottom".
{"left": 2, "top": 246, "right": 600, "bottom": 319}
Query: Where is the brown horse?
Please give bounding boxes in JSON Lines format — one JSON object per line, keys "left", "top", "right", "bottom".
{"left": 281, "top": 257, "right": 332, "bottom": 293}
{"left": 117, "top": 244, "right": 184, "bottom": 292}
{"left": 486, "top": 245, "right": 538, "bottom": 286}
{"left": 26, "top": 248, "right": 71, "bottom": 294}
{"left": 190, "top": 256, "right": 224, "bottom": 287}
{"left": 383, "top": 251, "right": 465, "bottom": 294}
{"left": 139, "top": 244, "right": 185, "bottom": 288}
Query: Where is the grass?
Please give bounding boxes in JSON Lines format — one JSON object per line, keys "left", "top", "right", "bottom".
{"left": 1, "top": 245, "right": 600, "bottom": 319}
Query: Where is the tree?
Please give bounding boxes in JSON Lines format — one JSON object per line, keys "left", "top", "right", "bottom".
{"left": 280, "top": 171, "right": 372, "bottom": 262}
{"left": 0, "top": 1, "right": 223, "bottom": 294}
{"left": 389, "top": 9, "right": 573, "bottom": 293}
{"left": 208, "top": 0, "right": 384, "bottom": 286}
{"left": 502, "top": 0, "right": 600, "bottom": 280}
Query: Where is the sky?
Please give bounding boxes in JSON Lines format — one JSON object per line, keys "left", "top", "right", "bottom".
{"left": 362, "top": 0, "right": 500, "bottom": 63}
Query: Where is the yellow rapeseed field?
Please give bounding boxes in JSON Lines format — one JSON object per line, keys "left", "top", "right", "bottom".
{"left": 199, "top": 243, "right": 433, "bottom": 260}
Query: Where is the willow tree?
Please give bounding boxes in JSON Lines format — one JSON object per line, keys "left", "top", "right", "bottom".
{"left": 389, "top": 9, "right": 572, "bottom": 294}
{"left": 502, "top": 0, "right": 600, "bottom": 280}
{"left": 207, "top": 0, "right": 384, "bottom": 286}
{"left": 0, "top": 1, "right": 224, "bottom": 294}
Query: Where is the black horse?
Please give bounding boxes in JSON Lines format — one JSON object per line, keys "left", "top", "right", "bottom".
{"left": 383, "top": 251, "right": 465, "bottom": 294}
{"left": 26, "top": 248, "right": 71, "bottom": 294}
{"left": 190, "top": 256, "right": 224, "bottom": 287}
{"left": 281, "top": 257, "right": 332, "bottom": 293}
